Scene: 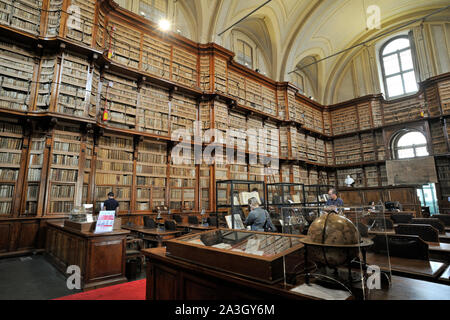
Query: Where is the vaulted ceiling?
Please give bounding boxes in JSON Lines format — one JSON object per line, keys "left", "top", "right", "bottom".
{"left": 122, "top": 0, "right": 450, "bottom": 103}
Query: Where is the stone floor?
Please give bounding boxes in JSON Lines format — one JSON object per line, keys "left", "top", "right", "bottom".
{"left": 0, "top": 254, "right": 145, "bottom": 300}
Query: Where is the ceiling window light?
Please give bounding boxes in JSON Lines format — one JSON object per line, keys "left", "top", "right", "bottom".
{"left": 158, "top": 19, "right": 171, "bottom": 31}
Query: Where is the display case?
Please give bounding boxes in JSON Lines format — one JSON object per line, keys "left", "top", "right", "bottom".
{"left": 266, "top": 183, "right": 305, "bottom": 206}
{"left": 215, "top": 180, "right": 266, "bottom": 229}
{"left": 304, "top": 184, "right": 334, "bottom": 205}
{"left": 165, "top": 229, "right": 305, "bottom": 284}
{"left": 278, "top": 205, "right": 392, "bottom": 299}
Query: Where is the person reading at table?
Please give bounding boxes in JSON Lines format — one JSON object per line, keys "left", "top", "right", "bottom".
{"left": 104, "top": 192, "right": 119, "bottom": 216}
{"left": 326, "top": 188, "right": 344, "bottom": 211}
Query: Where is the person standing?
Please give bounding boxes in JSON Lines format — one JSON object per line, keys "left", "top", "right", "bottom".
{"left": 244, "top": 197, "right": 276, "bottom": 232}
{"left": 104, "top": 192, "right": 120, "bottom": 216}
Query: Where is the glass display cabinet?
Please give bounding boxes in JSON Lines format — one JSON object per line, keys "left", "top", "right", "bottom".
{"left": 304, "top": 184, "right": 334, "bottom": 205}
{"left": 215, "top": 180, "right": 266, "bottom": 229}
{"left": 266, "top": 183, "right": 305, "bottom": 233}
{"left": 278, "top": 205, "right": 392, "bottom": 299}
{"left": 165, "top": 229, "right": 305, "bottom": 284}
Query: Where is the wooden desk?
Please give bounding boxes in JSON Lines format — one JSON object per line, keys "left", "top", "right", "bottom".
{"left": 366, "top": 252, "right": 447, "bottom": 281}
{"left": 121, "top": 225, "right": 182, "bottom": 247}
{"left": 368, "top": 275, "right": 450, "bottom": 300}
{"left": 143, "top": 248, "right": 450, "bottom": 300}
{"left": 369, "top": 230, "right": 450, "bottom": 244}
{"left": 439, "top": 266, "right": 450, "bottom": 284}
{"left": 175, "top": 223, "right": 216, "bottom": 233}
{"left": 45, "top": 222, "right": 130, "bottom": 291}
{"left": 427, "top": 242, "right": 450, "bottom": 262}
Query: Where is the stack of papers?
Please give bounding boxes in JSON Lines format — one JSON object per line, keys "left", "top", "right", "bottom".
{"left": 290, "top": 283, "right": 351, "bottom": 300}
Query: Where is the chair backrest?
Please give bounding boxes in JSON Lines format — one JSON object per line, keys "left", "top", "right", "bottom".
{"left": 173, "top": 214, "right": 183, "bottom": 223}
{"left": 390, "top": 213, "right": 413, "bottom": 224}
{"left": 411, "top": 218, "right": 445, "bottom": 234}
{"left": 164, "top": 219, "right": 177, "bottom": 231}
{"left": 143, "top": 216, "right": 156, "bottom": 228}
{"left": 367, "top": 217, "right": 394, "bottom": 230}
{"left": 355, "top": 222, "right": 368, "bottom": 238}
{"left": 395, "top": 223, "right": 439, "bottom": 242}
{"left": 207, "top": 216, "right": 217, "bottom": 227}
{"left": 188, "top": 215, "right": 199, "bottom": 225}
{"left": 433, "top": 214, "right": 450, "bottom": 227}
{"left": 371, "top": 234, "right": 429, "bottom": 260}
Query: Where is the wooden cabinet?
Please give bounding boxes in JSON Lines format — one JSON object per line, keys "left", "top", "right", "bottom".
{"left": 45, "top": 222, "right": 129, "bottom": 290}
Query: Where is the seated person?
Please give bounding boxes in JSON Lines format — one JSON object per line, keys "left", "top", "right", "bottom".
{"left": 326, "top": 188, "right": 344, "bottom": 208}
{"left": 244, "top": 197, "right": 276, "bottom": 232}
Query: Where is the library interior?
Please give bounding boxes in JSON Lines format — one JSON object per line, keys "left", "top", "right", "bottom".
{"left": 0, "top": 0, "right": 449, "bottom": 301}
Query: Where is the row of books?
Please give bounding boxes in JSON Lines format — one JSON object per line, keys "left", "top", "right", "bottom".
{"left": 50, "top": 184, "right": 75, "bottom": 199}
{"left": 0, "top": 152, "right": 21, "bottom": 165}
{"left": 0, "top": 200, "right": 12, "bottom": 215}
{"left": 49, "top": 168, "right": 78, "bottom": 182}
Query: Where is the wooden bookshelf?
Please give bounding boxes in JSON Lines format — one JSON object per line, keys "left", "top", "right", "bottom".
{"left": 0, "top": 121, "right": 22, "bottom": 216}
{"left": 430, "top": 119, "right": 447, "bottom": 155}
{"left": 169, "top": 149, "right": 196, "bottom": 212}
{"left": 382, "top": 96, "right": 425, "bottom": 125}
{"left": 45, "top": 0, "right": 62, "bottom": 37}
{"left": 172, "top": 46, "right": 198, "bottom": 88}
{"left": 170, "top": 93, "right": 197, "bottom": 133}
{"left": 102, "top": 72, "right": 138, "bottom": 129}
{"left": 334, "top": 135, "right": 362, "bottom": 165}
{"left": 64, "top": 0, "right": 96, "bottom": 46}
{"left": 24, "top": 131, "right": 45, "bottom": 215}
{"left": 438, "top": 79, "right": 450, "bottom": 115}
{"left": 199, "top": 55, "right": 210, "bottom": 91}
{"left": 57, "top": 52, "right": 90, "bottom": 117}
{"left": 138, "top": 83, "right": 169, "bottom": 136}
{"left": 337, "top": 167, "right": 364, "bottom": 188}
{"left": 331, "top": 105, "right": 358, "bottom": 135}
{"left": 36, "top": 54, "right": 57, "bottom": 111}
{"left": 95, "top": 133, "right": 133, "bottom": 213}
{"left": 0, "top": 0, "right": 42, "bottom": 35}
{"left": 142, "top": 33, "right": 171, "bottom": 81}
{"left": 107, "top": 19, "right": 140, "bottom": 69}
{"left": 136, "top": 138, "right": 167, "bottom": 212}
{"left": 0, "top": 39, "right": 35, "bottom": 112}
{"left": 436, "top": 157, "right": 450, "bottom": 208}
{"left": 47, "top": 125, "right": 82, "bottom": 215}
{"left": 199, "top": 163, "right": 210, "bottom": 211}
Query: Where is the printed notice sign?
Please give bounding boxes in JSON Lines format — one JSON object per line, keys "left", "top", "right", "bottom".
{"left": 94, "top": 211, "right": 115, "bottom": 234}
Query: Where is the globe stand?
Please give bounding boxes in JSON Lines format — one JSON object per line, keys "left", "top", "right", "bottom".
{"left": 303, "top": 241, "right": 373, "bottom": 299}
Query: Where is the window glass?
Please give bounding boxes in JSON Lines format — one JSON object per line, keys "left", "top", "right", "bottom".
{"left": 397, "top": 131, "right": 427, "bottom": 146}
{"left": 381, "top": 37, "right": 418, "bottom": 98}
{"left": 383, "top": 38, "right": 410, "bottom": 54}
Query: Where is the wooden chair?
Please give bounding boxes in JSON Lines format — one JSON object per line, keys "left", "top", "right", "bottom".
{"left": 173, "top": 214, "right": 183, "bottom": 224}
{"left": 188, "top": 215, "right": 199, "bottom": 225}
{"left": 164, "top": 219, "right": 177, "bottom": 231}
{"left": 411, "top": 218, "right": 445, "bottom": 234}
{"left": 355, "top": 222, "right": 368, "bottom": 238}
{"left": 367, "top": 217, "right": 394, "bottom": 230}
{"left": 207, "top": 216, "right": 218, "bottom": 227}
{"left": 143, "top": 216, "right": 156, "bottom": 229}
{"left": 371, "top": 234, "right": 429, "bottom": 260}
{"left": 390, "top": 213, "right": 413, "bottom": 224}
{"left": 125, "top": 236, "right": 144, "bottom": 278}
{"left": 433, "top": 214, "right": 450, "bottom": 227}
{"left": 395, "top": 223, "right": 440, "bottom": 242}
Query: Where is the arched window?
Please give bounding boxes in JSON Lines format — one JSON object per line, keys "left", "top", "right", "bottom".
{"left": 380, "top": 36, "right": 418, "bottom": 99}
{"left": 393, "top": 130, "right": 429, "bottom": 159}
{"left": 236, "top": 40, "right": 253, "bottom": 69}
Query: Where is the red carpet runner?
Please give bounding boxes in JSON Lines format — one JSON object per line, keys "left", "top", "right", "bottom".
{"left": 55, "top": 279, "right": 146, "bottom": 300}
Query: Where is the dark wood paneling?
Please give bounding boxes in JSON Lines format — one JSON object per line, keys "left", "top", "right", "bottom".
{"left": 16, "top": 221, "right": 39, "bottom": 251}
{"left": 0, "top": 223, "right": 12, "bottom": 253}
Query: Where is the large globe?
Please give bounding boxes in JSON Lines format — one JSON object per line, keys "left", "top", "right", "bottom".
{"left": 302, "top": 212, "right": 361, "bottom": 267}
